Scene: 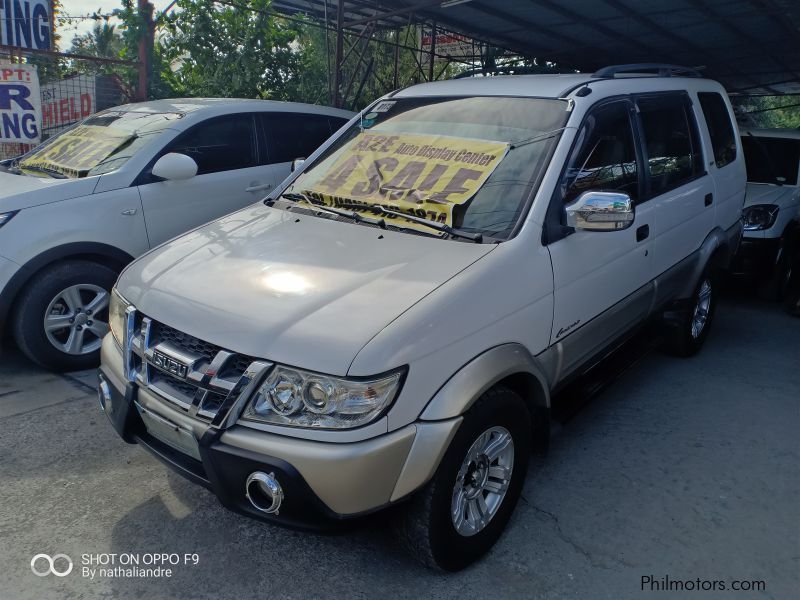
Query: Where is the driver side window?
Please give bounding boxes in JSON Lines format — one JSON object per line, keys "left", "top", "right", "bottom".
{"left": 165, "top": 114, "right": 256, "bottom": 176}
{"left": 561, "top": 101, "right": 639, "bottom": 205}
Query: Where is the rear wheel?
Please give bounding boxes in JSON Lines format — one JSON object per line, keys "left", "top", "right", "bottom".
{"left": 662, "top": 269, "right": 717, "bottom": 357}
{"left": 394, "top": 386, "right": 531, "bottom": 571}
{"left": 13, "top": 260, "right": 117, "bottom": 371}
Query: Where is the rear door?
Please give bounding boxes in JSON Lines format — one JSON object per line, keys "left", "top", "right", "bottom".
{"left": 635, "top": 93, "right": 714, "bottom": 292}
{"left": 546, "top": 99, "right": 654, "bottom": 372}
{"left": 137, "top": 113, "right": 269, "bottom": 246}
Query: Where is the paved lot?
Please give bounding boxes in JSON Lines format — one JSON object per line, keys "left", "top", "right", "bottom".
{"left": 0, "top": 291, "right": 798, "bottom": 600}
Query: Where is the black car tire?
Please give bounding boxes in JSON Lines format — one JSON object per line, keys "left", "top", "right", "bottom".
{"left": 661, "top": 268, "right": 717, "bottom": 357}
{"left": 394, "top": 386, "right": 531, "bottom": 571}
{"left": 12, "top": 260, "right": 118, "bottom": 371}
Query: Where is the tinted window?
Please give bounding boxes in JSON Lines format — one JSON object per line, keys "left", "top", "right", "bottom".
{"left": 263, "top": 113, "right": 335, "bottom": 164}
{"left": 167, "top": 114, "right": 256, "bottom": 175}
{"left": 638, "top": 94, "right": 704, "bottom": 196}
{"left": 560, "top": 101, "right": 639, "bottom": 204}
{"left": 698, "top": 92, "right": 737, "bottom": 168}
{"left": 741, "top": 136, "right": 800, "bottom": 185}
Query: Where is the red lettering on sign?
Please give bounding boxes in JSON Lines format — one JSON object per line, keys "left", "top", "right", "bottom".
{"left": 59, "top": 99, "right": 70, "bottom": 123}
{"left": 80, "top": 93, "right": 92, "bottom": 116}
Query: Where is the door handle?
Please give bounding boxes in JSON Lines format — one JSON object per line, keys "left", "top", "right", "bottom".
{"left": 636, "top": 224, "right": 649, "bottom": 242}
{"left": 704, "top": 193, "right": 713, "bottom": 206}
{"left": 246, "top": 183, "right": 272, "bottom": 193}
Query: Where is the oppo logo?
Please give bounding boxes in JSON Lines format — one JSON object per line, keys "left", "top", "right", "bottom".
{"left": 30, "top": 553, "right": 73, "bottom": 577}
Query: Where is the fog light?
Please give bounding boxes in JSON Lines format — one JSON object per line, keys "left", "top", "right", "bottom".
{"left": 98, "top": 374, "right": 113, "bottom": 414}
{"left": 245, "top": 471, "right": 284, "bottom": 515}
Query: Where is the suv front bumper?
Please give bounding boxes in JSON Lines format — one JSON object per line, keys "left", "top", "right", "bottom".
{"left": 99, "top": 336, "right": 459, "bottom": 529}
{"left": 731, "top": 235, "right": 782, "bottom": 278}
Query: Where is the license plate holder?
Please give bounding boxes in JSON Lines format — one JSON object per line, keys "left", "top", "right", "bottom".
{"left": 135, "top": 402, "right": 201, "bottom": 461}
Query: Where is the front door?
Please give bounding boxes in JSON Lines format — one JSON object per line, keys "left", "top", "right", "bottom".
{"left": 546, "top": 99, "right": 654, "bottom": 375}
{"left": 138, "top": 113, "right": 284, "bottom": 246}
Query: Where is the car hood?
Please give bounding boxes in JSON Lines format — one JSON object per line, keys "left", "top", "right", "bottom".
{"left": 743, "top": 182, "right": 797, "bottom": 209}
{"left": 118, "top": 203, "right": 495, "bottom": 375}
{"left": 0, "top": 171, "right": 98, "bottom": 212}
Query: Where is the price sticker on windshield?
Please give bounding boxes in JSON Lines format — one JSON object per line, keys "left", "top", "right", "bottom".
{"left": 300, "top": 131, "right": 509, "bottom": 227}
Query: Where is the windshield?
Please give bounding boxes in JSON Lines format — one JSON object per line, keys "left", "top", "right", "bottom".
{"left": 285, "top": 96, "right": 569, "bottom": 239}
{"left": 742, "top": 135, "right": 800, "bottom": 185}
{"left": 17, "top": 109, "right": 183, "bottom": 179}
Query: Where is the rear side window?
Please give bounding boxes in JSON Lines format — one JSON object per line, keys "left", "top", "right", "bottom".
{"left": 560, "top": 100, "right": 639, "bottom": 205}
{"left": 637, "top": 94, "right": 704, "bottom": 196}
{"left": 698, "top": 92, "right": 737, "bottom": 168}
{"left": 167, "top": 114, "right": 256, "bottom": 175}
{"left": 262, "top": 113, "right": 336, "bottom": 164}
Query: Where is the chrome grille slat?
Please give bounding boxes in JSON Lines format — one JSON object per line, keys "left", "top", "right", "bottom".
{"left": 123, "top": 311, "right": 270, "bottom": 423}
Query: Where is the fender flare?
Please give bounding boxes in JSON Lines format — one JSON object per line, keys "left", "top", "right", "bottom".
{"left": 420, "top": 343, "right": 551, "bottom": 421}
{"left": 678, "top": 221, "right": 742, "bottom": 299}
{"left": 0, "top": 242, "right": 133, "bottom": 330}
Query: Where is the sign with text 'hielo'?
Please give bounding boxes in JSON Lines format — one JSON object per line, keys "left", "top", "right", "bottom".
{"left": 0, "top": 64, "right": 41, "bottom": 143}
{"left": 0, "top": 0, "right": 53, "bottom": 50}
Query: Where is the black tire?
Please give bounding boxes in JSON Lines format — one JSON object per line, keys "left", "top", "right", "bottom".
{"left": 394, "top": 386, "right": 532, "bottom": 571}
{"left": 12, "top": 260, "right": 118, "bottom": 371}
{"left": 759, "top": 230, "right": 797, "bottom": 301}
{"left": 661, "top": 268, "right": 717, "bottom": 357}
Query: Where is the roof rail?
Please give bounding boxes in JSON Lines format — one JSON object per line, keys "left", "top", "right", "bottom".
{"left": 591, "top": 64, "right": 703, "bottom": 79}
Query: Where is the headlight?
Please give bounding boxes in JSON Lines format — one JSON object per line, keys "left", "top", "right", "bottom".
{"left": 243, "top": 365, "right": 404, "bottom": 429}
{"left": 0, "top": 211, "right": 18, "bottom": 229}
{"left": 742, "top": 204, "right": 779, "bottom": 231}
{"left": 109, "top": 288, "right": 130, "bottom": 347}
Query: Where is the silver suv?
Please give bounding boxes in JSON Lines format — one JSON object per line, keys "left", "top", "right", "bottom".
{"left": 100, "top": 66, "right": 745, "bottom": 570}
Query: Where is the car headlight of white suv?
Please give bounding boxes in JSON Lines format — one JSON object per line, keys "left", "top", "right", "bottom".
{"left": 243, "top": 365, "right": 404, "bottom": 429}
{"left": 742, "top": 204, "right": 779, "bottom": 231}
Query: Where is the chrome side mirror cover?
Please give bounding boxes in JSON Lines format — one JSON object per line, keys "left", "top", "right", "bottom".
{"left": 152, "top": 152, "right": 198, "bottom": 181}
{"left": 565, "top": 191, "right": 635, "bottom": 231}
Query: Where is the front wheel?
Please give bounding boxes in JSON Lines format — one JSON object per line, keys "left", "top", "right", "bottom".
{"left": 394, "top": 386, "right": 531, "bottom": 571}
{"left": 12, "top": 260, "right": 117, "bottom": 371}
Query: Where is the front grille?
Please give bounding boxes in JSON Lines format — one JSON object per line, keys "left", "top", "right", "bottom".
{"left": 125, "top": 314, "right": 270, "bottom": 422}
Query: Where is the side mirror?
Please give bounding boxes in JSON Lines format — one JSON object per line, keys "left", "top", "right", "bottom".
{"left": 291, "top": 157, "right": 305, "bottom": 172}
{"left": 566, "top": 191, "right": 635, "bottom": 232}
{"left": 152, "top": 153, "right": 198, "bottom": 181}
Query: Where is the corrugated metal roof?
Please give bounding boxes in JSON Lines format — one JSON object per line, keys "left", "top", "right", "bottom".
{"left": 273, "top": 0, "right": 800, "bottom": 95}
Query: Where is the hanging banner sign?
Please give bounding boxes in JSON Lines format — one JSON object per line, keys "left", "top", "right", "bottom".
{"left": 0, "top": 63, "right": 41, "bottom": 144}
{"left": 0, "top": 0, "right": 53, "bottom": 50}
{"left": 301, "top": 131, "right": 509, "bottom": 227}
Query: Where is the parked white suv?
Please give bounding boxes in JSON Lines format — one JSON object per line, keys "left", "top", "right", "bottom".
{"left": 0, "top": 98, "right": 352, "bottom": 370}
{"left": 101, "top": 66, "right": 745, "bottom": 570}
{"left": 732, "top": 129, "right": 800, "bottom": 298}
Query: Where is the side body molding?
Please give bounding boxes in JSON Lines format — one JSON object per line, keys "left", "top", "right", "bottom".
{"left": 420, "top": 343, "right": 551, "bottom": 421}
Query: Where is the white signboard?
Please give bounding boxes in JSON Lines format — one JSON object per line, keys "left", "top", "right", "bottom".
{"left": 0, "top": 0, "right": 53, "bottom": 50}
{"left": 0, "top": 63, "right": 41, "bottom": 144}
{"left": 421, "top": 30, "right": 474, "bottom": 62}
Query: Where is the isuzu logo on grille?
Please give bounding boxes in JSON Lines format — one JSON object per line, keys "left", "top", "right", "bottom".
{"left": 152, "top": 350, "right": 190, "bottom": 379}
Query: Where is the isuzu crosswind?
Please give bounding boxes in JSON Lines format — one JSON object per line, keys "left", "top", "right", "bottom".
{"left": 101, "top": 65, "right": 745, "bottom": 570}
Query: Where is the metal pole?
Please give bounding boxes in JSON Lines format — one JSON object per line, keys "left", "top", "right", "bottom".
{"left": 333, "top": 0, "right": 345, "bottom": 108}
{"left": 428, "top": 22, "right": 436, "bottom": 82}
{"left": 393, "top": 27, "right": 400, "bottom": 89}
{"left": 137, "top": 0, "right": 155, "bottom": 101}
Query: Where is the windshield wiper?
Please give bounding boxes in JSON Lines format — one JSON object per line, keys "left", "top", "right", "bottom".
{"left": 277, "top": 192, "right": 387, "bottom": 228}
{"left": 331, "top": 200, "right": 482, "bottom": 242}
{"left": 18, "top": 164, "right": 68, "bottom": 179}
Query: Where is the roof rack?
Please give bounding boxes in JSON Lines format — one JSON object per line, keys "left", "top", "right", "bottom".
{"left": 591, "top": 64, "right": 703, "bottom": 79}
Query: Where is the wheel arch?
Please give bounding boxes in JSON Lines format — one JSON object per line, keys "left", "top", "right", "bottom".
{"left": 419, "top": 343, "right": 552, "bottom": 454}
{"left": 0, "top": 242, "right": 133, "bottom": 333}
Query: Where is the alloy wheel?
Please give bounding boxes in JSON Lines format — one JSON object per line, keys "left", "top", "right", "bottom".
{"left": 43, "top": 284, "right": 110, "bottom": 355}
{"left": 691, "top": 279, "right": 712, "bottom": 339}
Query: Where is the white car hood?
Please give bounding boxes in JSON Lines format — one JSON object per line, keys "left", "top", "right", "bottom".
{"left": 118, "top": 203, "right": 495, "bottom": 375}
{"left": 743, "top": 182, "right": 797, "bottom": 209}
{"left": 0, "top": 171, "right": 98, "bottom": 212}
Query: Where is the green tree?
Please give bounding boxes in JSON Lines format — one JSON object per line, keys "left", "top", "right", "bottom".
{"left": 69, "top": 21, "right": 125, "bottom": 59}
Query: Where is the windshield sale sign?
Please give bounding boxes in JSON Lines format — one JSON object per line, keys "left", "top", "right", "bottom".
{"left": 0, "top": 63, "right": 41, "bottom": 144}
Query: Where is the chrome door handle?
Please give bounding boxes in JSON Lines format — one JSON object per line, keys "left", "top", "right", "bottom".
{"left": 246, "top": 183, "right": 272, "bottom": 192}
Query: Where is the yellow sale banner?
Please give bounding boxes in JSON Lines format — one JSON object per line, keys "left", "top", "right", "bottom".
{"left": 301, "top": 131, "right": 509, "bottom": 226}
{"left": 20, "top": 125, "right": 132, "bottom": 177}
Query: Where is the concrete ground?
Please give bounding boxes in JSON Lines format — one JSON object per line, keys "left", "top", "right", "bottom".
{"left": 0, "top": 291, "right": 798, "bottom": 600}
